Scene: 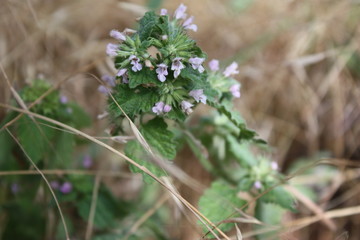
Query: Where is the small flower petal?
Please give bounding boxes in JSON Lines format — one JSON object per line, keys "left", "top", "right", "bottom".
{"left": 189, "top": 89, "right": 207, "bottom": 104}
{"left": 163, "top": 104, "right": 172, "bottom": 113}
{"left": 60, "top": 182, "right": 72, "bottom": 194}
{"left": 110, "top": 30, "right": 126, "bottom": 41}
{"left": 229, "top": 84, "right": 241, "bottom": 98}
{"left": 152, "top": 101, "right": 165, "bottom": 115}
{"left": 60, "top": 95, "right": 68, "bottom": 104}
{"left": 129, "top": 55, "right": 142, "bottom": 72}
{"left": 181, "top": 100, "right": 194, "bottom": 114}
{"left": 189, "top": 57, "right": 205, "bottom": 73}
{"left": 106, "top": 43, "right": 118, "bottom": 57}
{"left": 174, "top": 3, "right": 187, "bottom": 19}
{"left": 183, "top": 16, "right": 197, "bottom": 32}
{"left": 254, "top": 181, "right": 262, "bottom": 189}
{"left": 102, "top": 75, "right": 116, "bottom": 87}
{"left": 160, "top": 8, "right": 168, "bottom": 16}
{"left": 208, "top": 59, "right": 219, "bottom": 71}
{"left": 156, "top": 63, "right": 168, "bottom": 82}
{"left": 83, "top": 155, "right": 93, "bottom": 169}
{"left": 223, "top": 62, "right": 239, "bottom": 77}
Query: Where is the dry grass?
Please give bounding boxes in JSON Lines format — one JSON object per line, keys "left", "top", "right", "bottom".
{"left": 1, "top": 0, "right": 360, "bottom": 239}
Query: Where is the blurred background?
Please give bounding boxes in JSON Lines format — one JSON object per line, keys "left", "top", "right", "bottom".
{"left": 1, "top": 0, "right": 360, "bottom": 239}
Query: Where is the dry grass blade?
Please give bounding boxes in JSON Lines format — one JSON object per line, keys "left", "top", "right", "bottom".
{"left": 4, "top": 128, "right": 70, "bottom": 240}
{"left": 0, "top": 103, "right": 231, "bottom": 240}
{"left": 235, "top": 224, "right": 242, "bottom": 240}
{"left": 85, "top": 174, "right": 101, "bottom": 240}
{"left": 124, "top": 193, "right": 170, "bottom": 239}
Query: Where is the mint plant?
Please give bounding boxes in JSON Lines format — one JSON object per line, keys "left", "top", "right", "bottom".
{"left": 104, "top": 3, "right": 296, "bottom": 238}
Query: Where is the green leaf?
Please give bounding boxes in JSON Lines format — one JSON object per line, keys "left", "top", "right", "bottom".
{"left": 138, "top": 11, "right": 159, "bottom": 41}
{"left": 124, "top": 140, "right": 166, "bottom": 183}
{"left": 67, "top": 103, "right": 92, "bottom": 128}
{"left": 254, "top": 202, "right": 285, "bottom": 240}
{"left": 141, "top": 117, "right": 176, "bottom": 160}
{"left": 109, "top": 84, "right": 158, "bottom": 119}
{"left": 198, "top": 180, "right": 246, "bottom": 236}
{"left": 226, "top": 136, "right": 257, "bottom": 167}
{"left": 0, "top": 129, "right": 16, "bottom": 170}
{"left": 17, "top": 116, "right": 50, "bottom": 164}
{"left": 209, "top": 101, "right": 264, "bottom": 143}
{"left": 259, "top": 186, "right": 296, "bottom": 211}
{"left": 180, "top": 66, "right": 218, "bottom": 101}
{"left": 166, "top": 106, "right": 186, "bottom": 122}
{"left": 53, "top": 132, "right": 75, "bottom": 168}
{"left": 77, "top": 194, "right": 117, "bottom": 230}
{"left": 128, "top": 67, "right": 160, "bottom": 89}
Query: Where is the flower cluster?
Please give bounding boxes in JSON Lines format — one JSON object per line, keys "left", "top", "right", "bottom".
{"left": 105, "top": 4, "right": 211, "bottom": 121}
{"left": 206, "top": 59, "right": 241, "bottom": 99}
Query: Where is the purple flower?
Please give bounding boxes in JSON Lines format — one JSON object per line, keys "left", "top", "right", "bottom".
{"left": 181, "top": 101, "right": 194, "bottom": 115}
{"left": 60, "top": 95, "right": 68, "bottom": 104}
{"left": 163, "top": 104, "right": 172, "bottom": 113}
{"left": 50, "top": 181, "right": 60, "bottom": 190}
{"left": 189, "top": 57, "right": 205, "bottom": 73}
{"left": 223, "top": 62, "right": 239, "bottom": 77}
{"left": 109, "top": 30, "right": 126, "bottom": 41}
{"left": 160, "top": 8, "right": 168, "bottom": 16}
{"left": 229, "top": 84, "right": 241, "bottom": 98}
{"left": 106, "top": 43, "right": 118, "bottom": 57}
{"left": 174, "top": 4, "right": 187, "bottom": 19}
{"left": 171, "top": 57, "right": 185, "bottom": 78}
{"left": 208, "top": 59, "right": 219, "bottom": 71}
{"left": 271, "top": 161, "right": 279, "bottom": 171}
{"left": 254, "top": 181, "right": 262, "bottom": 189}
{"left": 98, "top": 85, "right": 111, "bottom": 95}
{"left": 152, "top": 101, "right": 165, "bottom": 115}
{"left": 102, "top": 75, "right": 116, "bottom": 87}
{"left": 156, "top": 63, "right": 168, "bottom": 82}
{"left": 11, "top": 183, "right": 20, "bottom": 194}
{"left": 116, "top": 68, "right": 129, "bottom": 84}
{"left": 129, "top": 55, "right": 142, "bottom": 72}
{"left": 60, "top": 182, "right": 72, "bottom": 194}
{"left": 83, "top": 155, "right": 93, "bottom": 169}
{"left": 152, "top": 102, "right": 172, "bottom": 115}
{"left": 183, "top": 16, "right": 197, "bottom": 32}
{"left": 189, "top": 89, "right": 207, "bottom": 104}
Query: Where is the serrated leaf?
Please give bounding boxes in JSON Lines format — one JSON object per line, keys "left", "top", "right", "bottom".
{"left": 259, "top": 186, "right": 296, "bottom": 211}
{"left": 141, "top": 117, "right": 176, "bottom": 160}
{"left": 180, "top": 66, "right": 218, "bottom": 101}
{"left": 128, "top": 67, "right": 160, "bottom": 89}
{"left": 138, "top": 11, "right": 159, "bottom": 41}
{"left": 125, "top": 140, "right": 166, "bottom": 183}
{"left": 226, "top": 136, "right": 257, "bottom": 167}
{"left": 17, "top": 116, "right": 50, "bottom": 164}
{"left": 198, "top": 180, "right": 247, "bottom": 236}
{"left": 254, "top": 202, "right": 285, "bottom": 240}
{"left": 109, "top": 84, "right": 158, "bottom": 119}
{"left": 0, "top": 129, "right": 16, "bottom": 170}
{"left": 209, "top": 101, "right": 264, "bottom": 143}
{"left": 67, "top": 103, "right": 92, "bottom": 128}
{"left": 77, "top": 194, "right": 117, "bottom": 230}
{"left": 166, "top": 106, "right": 186, "bottom": 121}
{"left": 53, "top": 132, "right": 75, "bottom": 168}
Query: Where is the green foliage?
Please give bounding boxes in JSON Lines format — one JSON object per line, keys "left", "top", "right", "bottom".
{"left": 138, "top": 11, "right": 159, "bottom": 41}
{"left": 128, "top": 67, "right": 161, "bottom": 88}
{"left": 141, "top": 117, "right": 176, "bottom": 160}
{"left": 254, "top": 202, "right": 285, "bottom": 240}
{"left": 259, "top": 186, "right": 296, "bottom": 211}
{"left": 17, "top": 116, "right": 50, "bottom": 164}
{"left": 198, "top": 180, "right": 247, "bottom": 236}
{"left": 125, "top": 140, "right": 166, "bottom": 183}
{"left": 108, "top": 84, "right": 158, "bottom": 119}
